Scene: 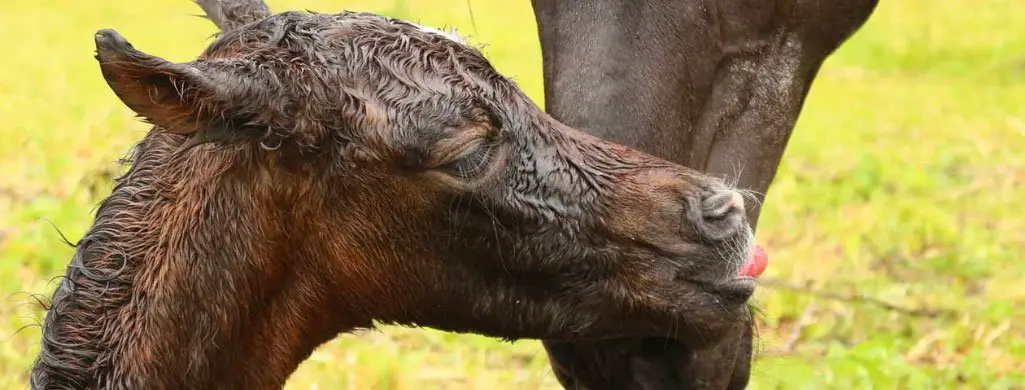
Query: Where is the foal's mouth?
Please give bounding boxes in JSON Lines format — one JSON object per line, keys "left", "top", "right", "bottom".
{"left": 738, "top": 245, "right": 768, "bottom": 279}
{"left": 681, "top": 244, "right": 769, "bottom": 305}
{"left": 720, "top": 245, "right": 768, "bottom": 303}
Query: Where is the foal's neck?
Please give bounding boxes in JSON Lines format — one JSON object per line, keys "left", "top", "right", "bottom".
{"left": 32, "top": 138, "right": 351, "bottom": 389}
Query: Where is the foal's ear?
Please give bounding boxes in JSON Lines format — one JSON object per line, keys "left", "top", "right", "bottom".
{"left": 93, "top": 29, "right": 227, "bottom": 135}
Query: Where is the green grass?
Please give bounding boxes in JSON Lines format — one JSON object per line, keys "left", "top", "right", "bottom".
{"left": 1, "top": 0, "right": 1023, "bottom": 389}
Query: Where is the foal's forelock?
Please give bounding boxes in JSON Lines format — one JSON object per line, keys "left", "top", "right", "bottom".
{"left": 408, "top": 22, "right": 468, "bottom": 44}
{"left": 176, "top": 10, "right": 509, "bottom": 155}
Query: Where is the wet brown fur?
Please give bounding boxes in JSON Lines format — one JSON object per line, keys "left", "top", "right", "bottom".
{"left": 30, "top": 2, "right": 759, "bottom": 389}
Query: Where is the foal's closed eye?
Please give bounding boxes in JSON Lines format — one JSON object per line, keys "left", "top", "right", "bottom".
{"left": 428, "top": 123, "right": 500, "bottom": 178}
{"left": 437, "top": 138, "right": 498, "bottom": 178}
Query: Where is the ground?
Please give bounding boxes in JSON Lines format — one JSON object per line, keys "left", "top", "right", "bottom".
{"left": 1, "top": 0, "right": 1023, "bottom": 389}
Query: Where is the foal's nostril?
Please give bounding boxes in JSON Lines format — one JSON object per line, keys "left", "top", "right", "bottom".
{"left": 701, "top": 191, "right": 746, "bottom": 220}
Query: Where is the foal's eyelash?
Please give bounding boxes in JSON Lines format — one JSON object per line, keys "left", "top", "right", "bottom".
{"left": 438, "top": 140, "right": 496, "bottom": 178}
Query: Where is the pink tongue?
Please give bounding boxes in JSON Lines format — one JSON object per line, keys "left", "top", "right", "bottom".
{"left": 738, "top": 246, "right": 768, "bottom": 278}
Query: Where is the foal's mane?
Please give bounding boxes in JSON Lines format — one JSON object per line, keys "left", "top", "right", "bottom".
{"left": 31, "top": 135, "right": 194, "bottom": 388}
{"left": 30, "top": 4, "right": 275, "bottom": 388}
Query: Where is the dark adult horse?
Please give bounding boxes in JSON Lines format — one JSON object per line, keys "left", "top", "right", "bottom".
{"left": 532, "top": 1, "right": 879, "bottom": 389}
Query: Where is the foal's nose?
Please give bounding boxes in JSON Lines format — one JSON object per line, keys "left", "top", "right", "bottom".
{"left": 701, "top": 190, "right": 745, "bottom": 221}
{"left": 688, "top": 189, "right": 747, "bottom": 240}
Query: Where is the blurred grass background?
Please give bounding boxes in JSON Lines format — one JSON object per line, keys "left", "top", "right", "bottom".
{"left": 1, "top": 0, "right": 1023, "bottom": 389}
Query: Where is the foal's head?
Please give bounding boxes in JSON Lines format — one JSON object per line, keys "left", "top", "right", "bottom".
{"left": 31, "top": 6, "right": 764, "bottom": 390}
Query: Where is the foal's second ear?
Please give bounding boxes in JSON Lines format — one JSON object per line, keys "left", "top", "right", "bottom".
{"left": 94, "top": 29, "right": 224, "bottom": 135}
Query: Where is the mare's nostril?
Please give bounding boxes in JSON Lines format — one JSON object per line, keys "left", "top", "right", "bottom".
{"left": 701, "top": 191, "right": 745, "bottom": 220}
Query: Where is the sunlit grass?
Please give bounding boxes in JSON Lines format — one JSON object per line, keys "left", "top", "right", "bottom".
{"left": 1, "top": 0, "right": 1023, "bottom": 389}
